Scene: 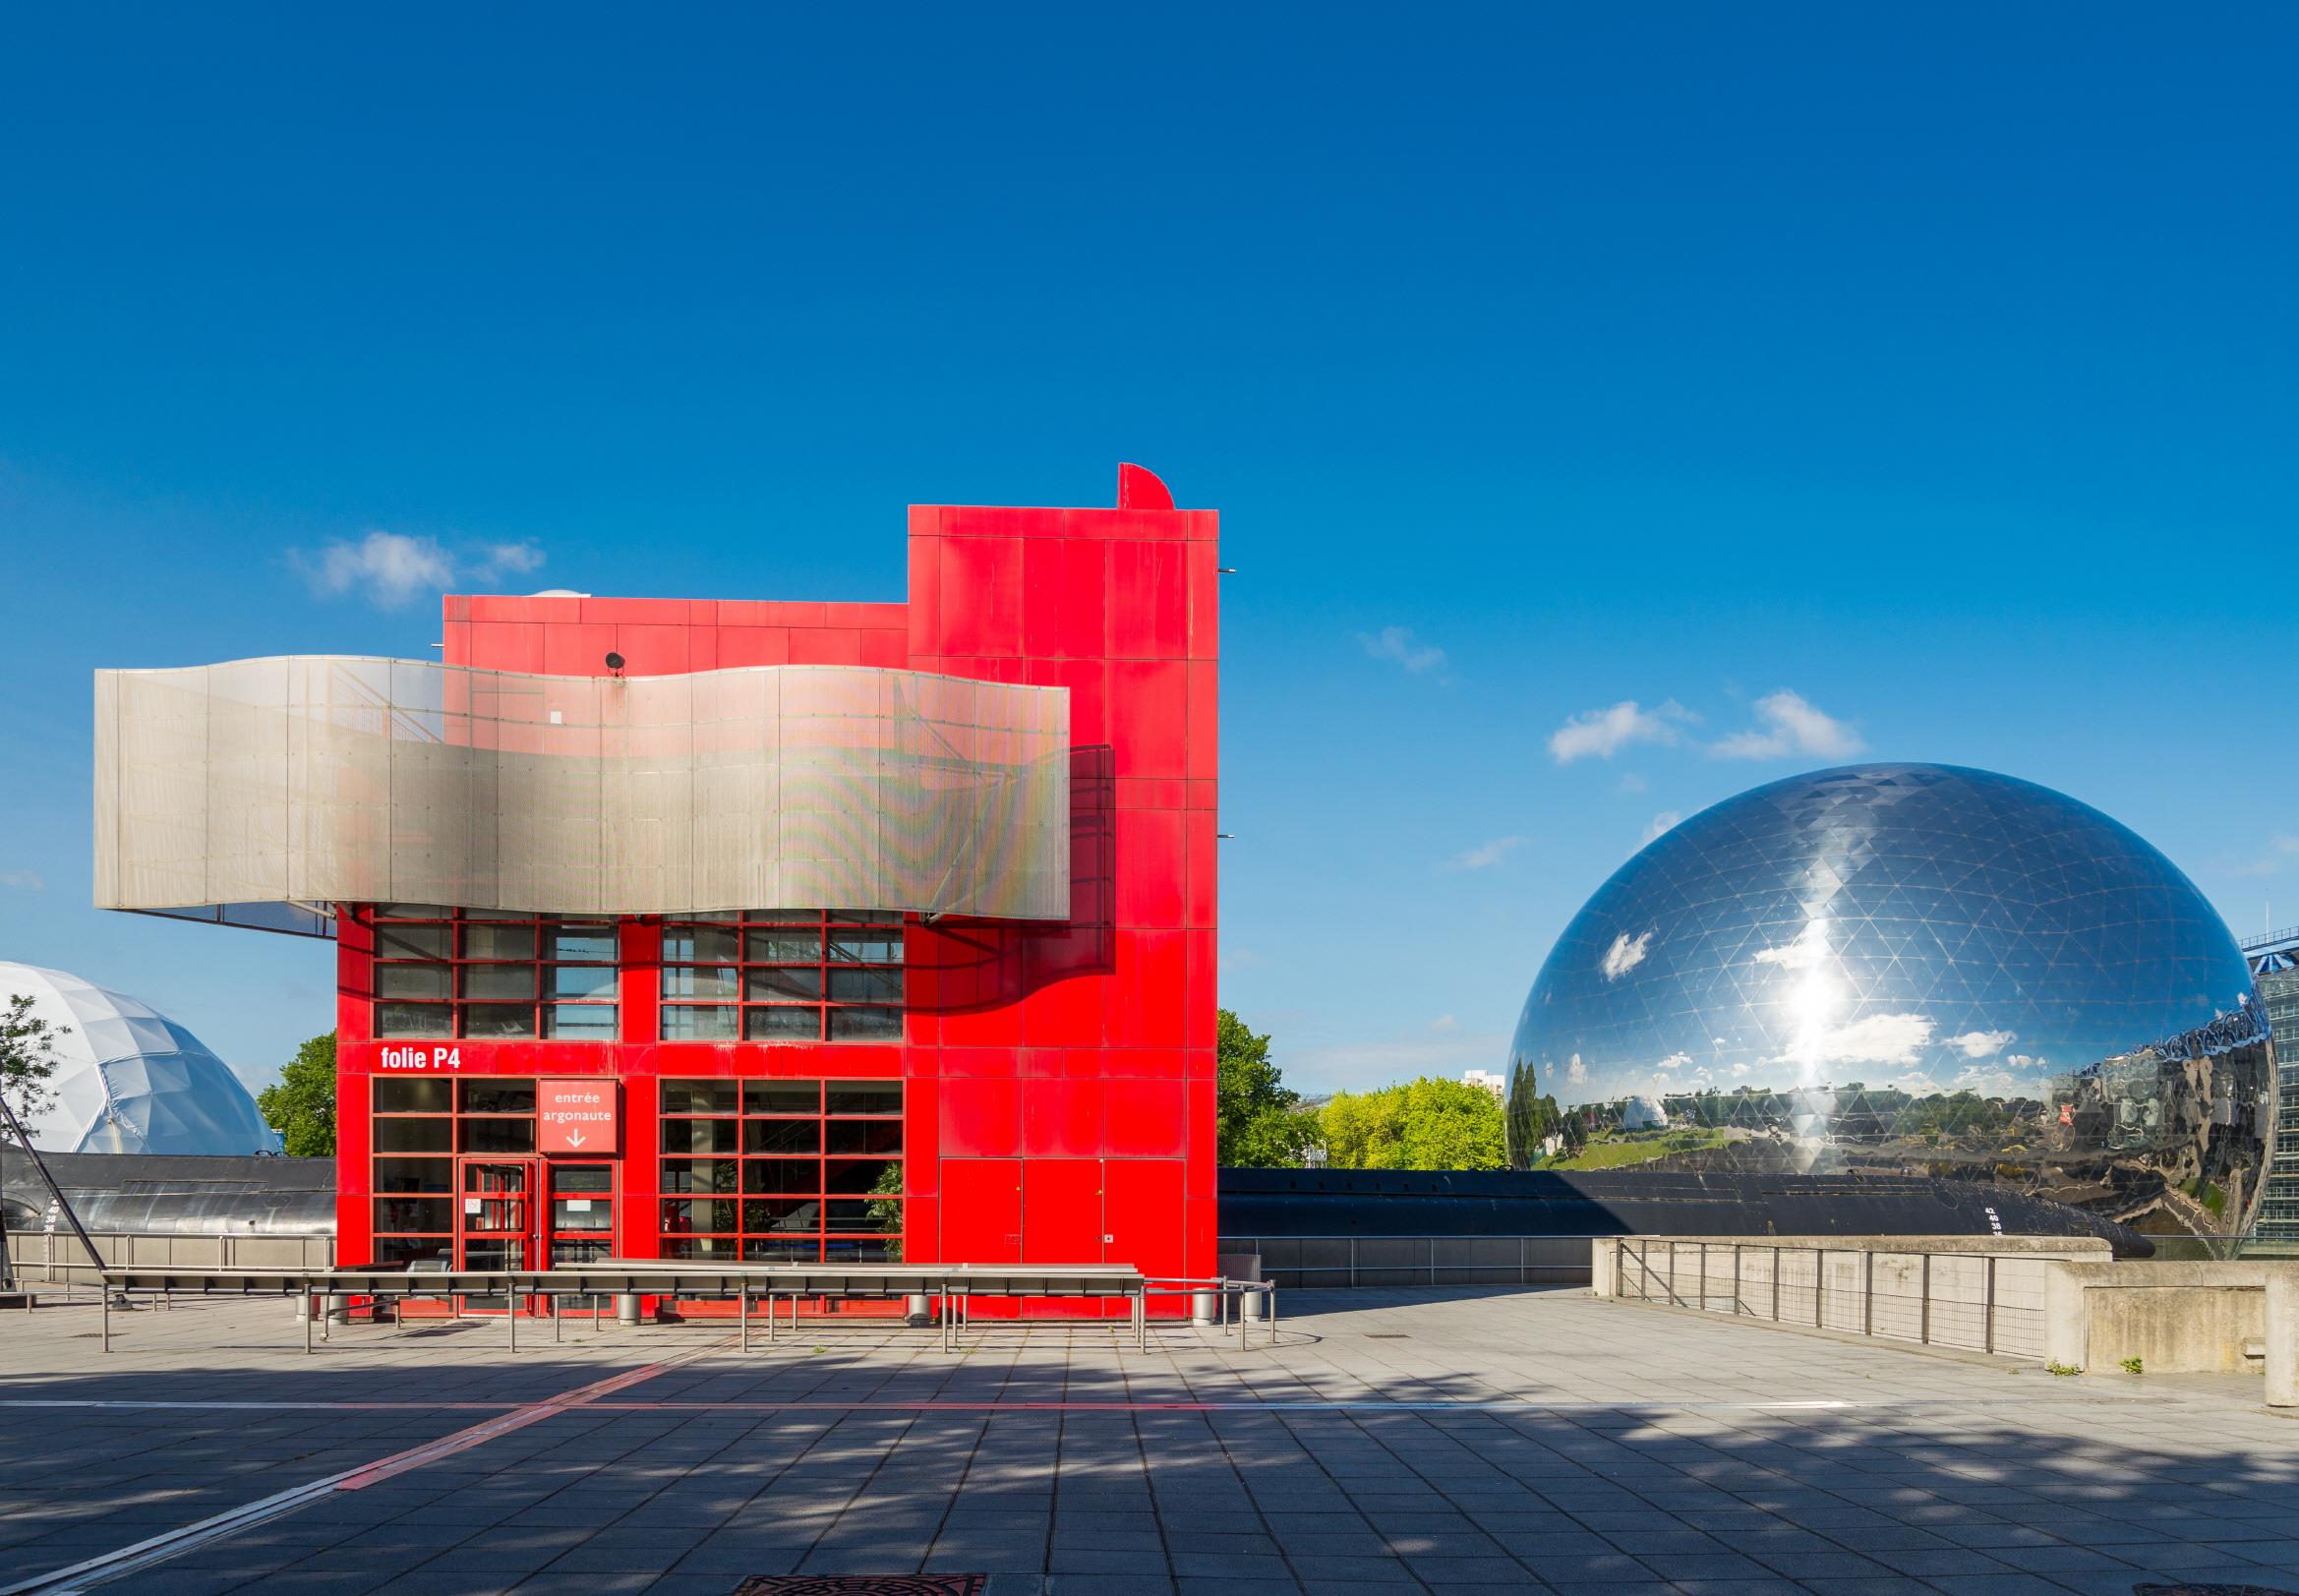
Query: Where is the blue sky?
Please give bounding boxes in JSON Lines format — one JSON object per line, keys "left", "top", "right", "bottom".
{"left": 2, "top": 6, "right": 2292, "bottom": 1095}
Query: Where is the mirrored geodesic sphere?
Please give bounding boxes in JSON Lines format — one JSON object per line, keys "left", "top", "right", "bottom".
{"left": 1504, "top": 765, "right": 2271, "bottom": 1238}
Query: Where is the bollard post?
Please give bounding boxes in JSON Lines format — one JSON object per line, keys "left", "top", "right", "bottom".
{"left": 1919, "top": 1254, "right": 1931, "bottom": 1344}
{"left": 2264, "top": 1270, "right": 2298, "bottom": 1409}
{"left": 739, "top": 1284, "right": 749, "bottom": 1352}
{"left": 1733, "top": 1245, "right": 1742, "bottom": 1315}
{"left": 1983, "top": 1255, "right": 1997, "bottom": 1354}
{"left": 554, "top": 1292, "right": 561, "bottom": 1344}
{"left": 508, "top": 1284, "right": 517, "bottom": 1353}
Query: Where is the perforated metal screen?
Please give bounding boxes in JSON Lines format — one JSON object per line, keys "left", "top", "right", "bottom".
{"left": 94, "top": 657, "right": 1070, "bottom": 921}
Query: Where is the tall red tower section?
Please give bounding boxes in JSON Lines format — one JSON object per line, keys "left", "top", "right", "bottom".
{"left": 330, "top": 468, "right": 1218, "bottom": 1304}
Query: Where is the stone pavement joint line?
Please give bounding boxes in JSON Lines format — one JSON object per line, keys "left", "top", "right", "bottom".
{"left": 0, "top": 1393, "right": 2173, "bottom": 1414}
{"left": 0, "top": 1335, "right": 736, "bottom": 1596}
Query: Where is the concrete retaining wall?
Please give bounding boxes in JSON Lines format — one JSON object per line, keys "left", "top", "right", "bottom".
{"left": 2042, "top": 1261, "right": 2299, "bottom": 1375}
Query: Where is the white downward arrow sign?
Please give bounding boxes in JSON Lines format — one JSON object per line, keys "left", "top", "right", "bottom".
{"left": 566, "top": 1129, "right": 586, "bottom": 1148}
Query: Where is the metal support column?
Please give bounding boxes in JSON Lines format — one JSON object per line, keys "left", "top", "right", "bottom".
{"left": 1733, "top": 1245, "right": 1742, "bottom": 1315}
{"left": 1771, "top": 1246, "right": 1781, "bottom": 1321}
{"left": 1862, "top": 1251, "right": 1873, "bottom": 1336}
{"left": 1983, "top": 1255, "right": 1997, "bottom": 1354}
{"left": 1919, "top": 1254, "right": 1931, "bottom": 1344}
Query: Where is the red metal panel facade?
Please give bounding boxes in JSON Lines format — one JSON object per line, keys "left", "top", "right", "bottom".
{"left": 333, "top": 470, "right": 1217, "bottom": 1310}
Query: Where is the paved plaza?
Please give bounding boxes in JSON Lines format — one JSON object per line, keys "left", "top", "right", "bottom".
{"left": 1, "top": 1285, "right": 2295, "bottom": 1595}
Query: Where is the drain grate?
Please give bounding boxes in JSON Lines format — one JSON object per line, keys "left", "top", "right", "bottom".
{"left": 732, "top": 1578, "right": 987, "bottom": 1595}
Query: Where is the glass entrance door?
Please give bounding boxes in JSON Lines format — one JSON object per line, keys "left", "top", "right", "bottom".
{"left": 456, "top": 1158, "right": 537, "bottom": 1312}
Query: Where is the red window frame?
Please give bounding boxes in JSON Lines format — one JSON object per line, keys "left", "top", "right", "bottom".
{"left": 369, "top": 1076, "right": 544, "bottom": 1264}
{"left": 368, "top": 906, "right": 619, "bottom": 1041}
{"left": 657, "top": 1077, "right": 904, "bottom": 1263}
{"left": 658, "top": 910, "right": 905, "bottom": 1044}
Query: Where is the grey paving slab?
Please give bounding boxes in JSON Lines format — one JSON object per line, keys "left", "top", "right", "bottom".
{"left": 5, "top": 1287, "right": 2299, "bottom": 1594}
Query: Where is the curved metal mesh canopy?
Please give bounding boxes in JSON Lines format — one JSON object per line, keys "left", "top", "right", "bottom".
{"left": 94, "top": 657, "right": 1070, "bottom": 923}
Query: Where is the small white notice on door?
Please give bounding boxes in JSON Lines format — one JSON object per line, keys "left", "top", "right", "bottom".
{"left": 566, "top": 1199, "right": 592, "bottom": 1212}
{"left": 464, "top": 1198, "right": 482, "bottom": 1214}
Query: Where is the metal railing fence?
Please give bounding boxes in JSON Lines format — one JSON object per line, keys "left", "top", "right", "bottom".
{"left": 4, "top": 1228, "right": 336, "bottom": 1285}
{"left": 1218, "top": 1235, "right": 1597, "bottom": 1290}
{"left": 1608, "top": 1237, "right": 2053, "bottom": 1360}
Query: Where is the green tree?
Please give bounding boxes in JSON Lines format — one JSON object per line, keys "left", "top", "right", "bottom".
{"left": 258, "top": 1033, "right": 337, "bottom": 1156}
{"left": 1318, "top": 1076, "right": 1506, "bottom": 1170}
{"left": 1216, "top": 1009, "right": 1319, "bottom": 1166}
{"left": 0, "top": 993, "right": 68, "bottom": 1143}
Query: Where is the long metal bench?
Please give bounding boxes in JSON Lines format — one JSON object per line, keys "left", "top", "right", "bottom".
{"left": 93, "top": 1263, "right": 1184, "bottom": 1354}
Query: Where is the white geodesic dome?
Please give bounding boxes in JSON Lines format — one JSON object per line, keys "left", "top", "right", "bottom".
{"left": 0, "top": 962, "right": 280, "bottom": 1154}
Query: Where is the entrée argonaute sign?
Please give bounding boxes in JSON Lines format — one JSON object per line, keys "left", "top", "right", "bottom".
{"left": 538, "top": 1079, "right": 619, "bottom": 1154}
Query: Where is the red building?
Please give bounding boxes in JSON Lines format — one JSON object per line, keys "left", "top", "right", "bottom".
{"left": 96, "top": 465, "right": 1218, "bottom": 1312}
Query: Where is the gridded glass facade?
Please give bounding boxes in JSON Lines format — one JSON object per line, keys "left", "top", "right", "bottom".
{"left": 659, "top": 910, "right": 905, "bottom": 1042}
{"left": 1504, "top": 764, "right": 2273, "bottom": 1238}
{"left": 372, "top": 907, "right": 619, "bottom": 1039}
{"left": 2250, "top": 960, "right": 2299, "bottom": 1249}
{"left": 658, "top": 1077, "right": 903, "bottom": 1262}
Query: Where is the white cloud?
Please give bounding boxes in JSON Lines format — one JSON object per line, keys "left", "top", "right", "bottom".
{"left": 1752, "top": 918, "right": 1831, "bottom": 971}
{"left": 291, "top": 530, "right": 549, "bottom": 611}
{"left": 470, "top": 541, "right": 546, "bottom": 581}
{"left": 1730, "top": 1061, "right": 1752, "bottom": 1077}
{"left": 1429, "top": 1015, "right": 1461, "bottom": 1034}
{"left": 1945, "top": 1029, "right": 2015, "bottom": 1059}
{"left": 1600, "top": 930, "right": 1652, "bottom": 980}
{"left": 0, "top": 868, "right": 43, "bottom": 892}
{"left": 1950, "top": 1063, "right": 2039, "bottom": 1095}
{"left": 1783, "top": 1011, "right": 1934, "bottom": 1068}
{"left": 2237, "top": 836, "right": 2299, "bottom": 878}
{"left": 1655, "top": 1051, "right": 1692, "bottom": 1071}
{"left": 1566, "top": 1054, "right": 1588, "bottom": 1085}
{"left": 1639, "top": 811, "right": 1681, "bottom": 846}
{"left": 2005, "top": 1052, "right": 2042, "bottom": 1069}
{"left": 1449, "top": 835, "right": 1525, "bottom": 870}
{"left": 1549, "top": 700, "right": 1690, "bottom": 763}
{"left": 1617, "top": 772, "right": 1648, "bottom": 794}
{"left": 1358, "top": 625, "right": 1445, "bottom": 674}
{"left": 1710, "top": 689, "right": 1864, "bottom": 761}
